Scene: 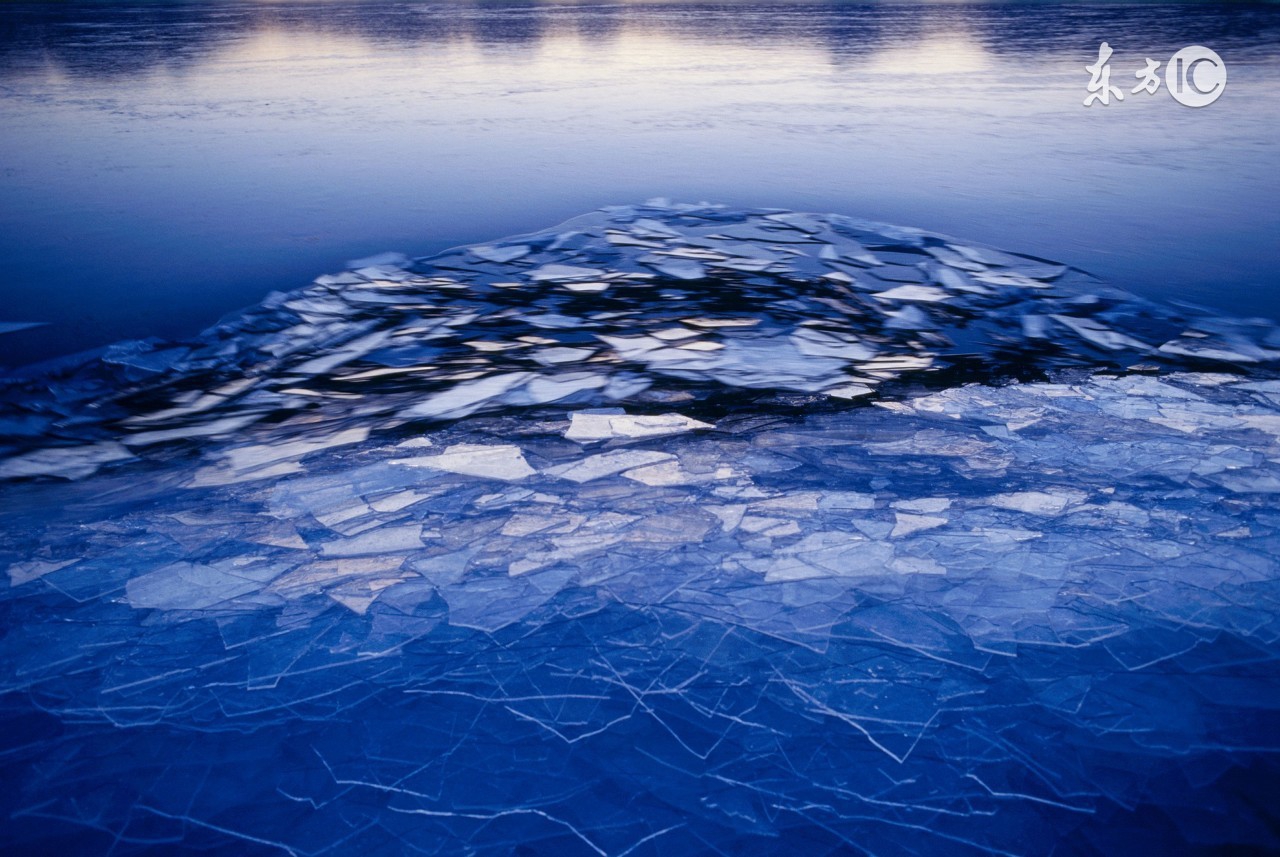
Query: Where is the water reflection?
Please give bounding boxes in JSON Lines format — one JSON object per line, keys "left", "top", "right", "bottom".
{"left": 5, "top": 2, "right": 1277, "bottom": 74}
{"left": 0, "top": 2, "right": 1277, "bottom": 366}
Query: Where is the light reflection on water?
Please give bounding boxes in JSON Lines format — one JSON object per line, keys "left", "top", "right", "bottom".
{"left": 0, "top": 1, "right": 1277, "bottom": 366}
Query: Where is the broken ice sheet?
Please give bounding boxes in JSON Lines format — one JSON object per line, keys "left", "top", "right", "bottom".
{"left": 987, "top": 489, "right": 1088, "bottom": 516}
{"left": 0, "top": 441, "right": 134, "bottom": 480}
{"left": 191, "top": 427, "right": 370, "bottom": 485}
{"left": 391, "top": 443, "right": 535, "bottom": 481}
{"left": 1, "top": 202, "right": 1280, "bottom": 857}
{"left": 545, "top": 449, "right": 675, "bottom": 483}
{"left": 470, "top": 244, "right": 530, "bottom": 264}
{"left": 564, "top": 411, "right": 712, "bottom": 442}
{"left": 127, "top": 558, "right": 289, "bottom": 611}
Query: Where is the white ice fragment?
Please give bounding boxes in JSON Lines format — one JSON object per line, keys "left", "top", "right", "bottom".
{"left": 707, "top": 504, "right": 748, "bottom": 532}
{"left": 401, "top": 372, "right": 532, "bottom": 420}
{"left": 501, "top": 512, "right": 584, "bottom": 537}
{"left": 988, "top": 489, "right": 1088, "bottom": 516}
{"left": 532, "top": 347, "right": 596, "bottom": 366}
{"left": 925, "top": 246, "right": 985, "bottom": 271}
{"left": 465, "top": 340, "right": 513, "bottom": 352}
{"left": 1158, "top": 339, "right": 1264, "bottom": 364}
{"left": 652, "top": 327, "right": 699, "bottom": 341}
{"left": 220, "top": 428, "right": 369, "bottom": 473}
{"left": 603, "top": 373, "right": 653, "bottom": 400}
{"left": 565, "top": 412, "right": 712, "bottom": 442}
{"left": 819, "top": 492, "right": 876, "bottom": 511}
{"left": 528, "top": 264, "right": 606, "bottom": 282}
{"left": 1237, "top": 414, "right": 1280, "bottom": 440}
{"left": 890, "top": 513, "right": 947, "bottom": 538}
{"left": 1022, "top": 315, "right": 1049, "bottom": 338}
{"left": 790, "top": 328, "right": 876, "bottom": 361}
{"left": 1106, "top": 375, "right": 1204, "bottom": 400}
{"left": 596, "top": 334, "right": 663, "bottom": 361}
{"left": 749, "top": 492, "right": 822, "bottom": 514}
{"left": 972, "top": 271, "right": 1049, "bottom": 288}
{"left": 368, "top": 490, "right": 430, "bottom": 513}
{"left": 1050, "top": 315, "right": 1148, "bottom": 351}
{"left": 683, "top": 317, "right": 761, "bottom": 329}
{"left": 319, "top": 524, "right": 426, "bottom": 557}
{"left": 470, "top": 244, "right": 530, "bottom": 263}
{"left": 622, "top": 459, "right": 704, "bottom": 486}
{"left": 971, "top": 526, "right": 1043, "bottom": 543}
{"left": 642, "top": 257, "right": 706, "bottom": 280}
{"left": 889, "top": 557, "right": 947, "bottom": 575}
{"left": 1212, "top": 472, "right": 1280, "bottom": 493}
{"left": 659, "top": 247, "right": 728, "bottom": 261}
{"left": 392, "top": 444, "right": 535, "bottom": 481}
{"left": 0, "top": 442, "right": 134, "bottom": 480}
{"left": 1235, "top": 380, "right": 1280, "bottom": 394}
{"left": 622, "top": 512, "right": 716, "bottom": 545}
{"left": 933, "top": 266, "right": 974, "bottom": 292}
{"left": 508, "top": 557, "right": 553, "bottom": 577}
{"left": 1144, "top": 404, "right": 1242, "bottom": 434}
{"left": 519, "top": 373, "right": 606, "bottom": 405}
{"left": 547, "top": 450, "right": 676, "bottom": 483}
{"left": 713, "top": 257, "right": 776, "bottom": 273}
{"left": 739, "top": 516, "right": 802, "bottom": 537}
{"left": 7, "top": 558, "right": 76, "bottom": 586}
{"left": 328, "top": 577, "right": 405, "bottom": 615}
{"left": 292, "top": 329, "right": 393, "bottom": 375}
{"left": 631, "top": 217, "right": 681, "bottom": 236}
{"left": 873, "top": 285, "right": 949, "bottom": 302}
{"left": 772, "top": 531, "right": 893, "bottom": 577}
{"left": 885, "top": 305, "right": 932, "bottom": 330}
{"left": 605, "top": 230, "right": 663, "bottom": 248}
{"left": 189, "top": 461, "right": 304, "bottom": 487}
{"left": 827, "top": 384, "right": 876, "bottom": 399}
{"left": 950, "top": 243, "right": 1020, "bottom": 267}
{"left": 128, "top": 559, "right": 287, "bottom": 610}
{"left": 123, "top": 413, "right": 264, "bottom": 446}
{"left": 892, "top": 497, "right": 952, "bottom": 514}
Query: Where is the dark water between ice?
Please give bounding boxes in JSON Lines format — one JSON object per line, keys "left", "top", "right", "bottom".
{"left": 1, "top": 1, "right": 1278, "bottom": 367}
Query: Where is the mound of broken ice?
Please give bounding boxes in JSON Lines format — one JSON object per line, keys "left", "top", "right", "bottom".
{"left": 3, "top": 200, "right": 1279, "bottom": 480}
{"left": 3, "top": 203, "right": 1280, "bottom": 854}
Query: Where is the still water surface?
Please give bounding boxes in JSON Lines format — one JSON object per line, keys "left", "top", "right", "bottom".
{"left": 1, "top": 1, "right": 1278, "bottom": 366}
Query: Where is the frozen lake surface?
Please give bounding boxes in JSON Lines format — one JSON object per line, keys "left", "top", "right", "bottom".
{"left": 1, "top": 1, "right": 1279, "bottom": 366}
{"left": 2, "top": 202, "right": 1280, "bottom": 854}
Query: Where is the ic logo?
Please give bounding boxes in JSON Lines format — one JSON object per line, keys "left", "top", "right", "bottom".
{"left": 1166, "top": 45, "right": 1227, "bottom": 107}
